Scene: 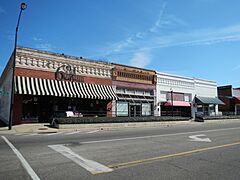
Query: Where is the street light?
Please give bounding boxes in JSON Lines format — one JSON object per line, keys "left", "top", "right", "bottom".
{"left": 8, "top": 3, "right": 27, "bottom": 130}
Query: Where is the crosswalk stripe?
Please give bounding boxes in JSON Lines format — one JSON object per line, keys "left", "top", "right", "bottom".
{"left": 48, "top": 144, "right": 112, "bottom": 174}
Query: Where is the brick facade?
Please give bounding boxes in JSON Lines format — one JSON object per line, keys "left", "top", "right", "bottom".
{"left": 13, "top": 95, "right": 23, "bottom": 125}
{"left": 15, "top": 67, "right": 112, "bottom": 86}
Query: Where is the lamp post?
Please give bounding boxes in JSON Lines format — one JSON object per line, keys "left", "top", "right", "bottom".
{"left": 170, "top": 88, "right": 173, "bottom": 117}
{"left": 8, "top": 3, "right": 27, "bottom": 130}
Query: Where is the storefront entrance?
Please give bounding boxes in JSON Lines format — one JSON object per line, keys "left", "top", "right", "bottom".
{"left": 130, "top": 104, "right": 141, "bottom": 117}
{"left": 21, "top": 95, "right": 111, "bottom": 123}
{"left": 161, "top": 105, "right": 191, "bottom": 117}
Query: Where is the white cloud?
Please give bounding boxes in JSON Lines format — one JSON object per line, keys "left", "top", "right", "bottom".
{"left": 149, "top": 2, "right": 167, "bottom": 33}
{"left": 110, "top": 24, "right": 240, "bottom": 54}
{"left": 136, "top": 32, "right": 144, "bottom": 39}
{"left": 32, "top": 37, "right": 55, "bottom": 51}
{"left": 35, "top": 43, "right": 55, "bottom": 51}
{"left": 32, "top": 37, "right": 43, "bottom": 41}
{"left": 130, "top": 51, "right": 151, "bottom": 68}
{"left": 161, "top": 14, "right": 189, "bottom": 27}
{"left": 100, "top": 2, "right": 240, "bottom": 62}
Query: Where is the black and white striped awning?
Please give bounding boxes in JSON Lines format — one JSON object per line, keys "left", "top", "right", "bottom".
{"left": 15, "top": 76, "right": 118, "bottom": 100}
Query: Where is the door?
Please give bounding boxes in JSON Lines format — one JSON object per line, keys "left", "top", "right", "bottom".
{"left": 130, "top": 104, "right": 141, "bottom": 117}
{"left": 130, "top": 105, "right": 135, "bottom": 117}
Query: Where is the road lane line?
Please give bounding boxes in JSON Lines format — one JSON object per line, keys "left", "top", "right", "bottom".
{"left": 48, "top": 144, "right": 113, "bottom": 174}
{"left": 1, "top": 136, "right": 40, "bottom": 180}
{"left": 44, "top": 132, "right": 63, "bottom": 136}
{"left": 66, "top": 131, "right": 82, "bottom": 135}
{"left": 108, "top": 141, "right": 240, "bottom": 170}
{"left": 86, "top": 130, "right": 99, "bottom": 134}
{"left": 23, "top": 133, "right": 39, "bottom": 137}
{"left": 74, "top": 126, "right": 240, "bottom": 145}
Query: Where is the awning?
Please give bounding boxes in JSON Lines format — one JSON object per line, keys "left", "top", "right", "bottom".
{"left": 235, "top": 97, "right": 240, "bottom": 104}
{"left": 195, "top": 96, "right": 224, "bottom": 105}
{"left": 15, "top": 76, "right": 118, "bottom": 100}
{"left": 164, "top": 101, "right": 191, "bottom": 107}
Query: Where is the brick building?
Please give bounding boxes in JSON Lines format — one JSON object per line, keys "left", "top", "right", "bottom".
{"left": 218, "top": 85, "right": 240, "bottom": 115}
{"left": 0, "top": 47, "right": 117, "bottom": 125}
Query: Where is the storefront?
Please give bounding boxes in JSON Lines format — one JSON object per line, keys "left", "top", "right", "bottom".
{"left": 218, "top": 85, "right": 240, "bottom": 115}
{"left": 156, "top": 72, "right": 223, "bottom": 118}
{"left": 161, "top": 92, "right": 191, "bottom": 117}
{"left": 194, "top": 96, "right": 224, "bottom": 116}
{"left": 235, "top": 97, "right": 240, "bottom": 115}
{"left": 112, "top": 64, "right": 156, "bottom": 117}
{"left": 156, "top": 72, "right": 194, "bottom": 117}
{"left": 0, "top": 47, "right": 117, "bottom": 125}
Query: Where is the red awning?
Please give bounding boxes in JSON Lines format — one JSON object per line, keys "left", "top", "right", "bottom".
{"left": 164, "top": 101, "right": 191, "bottom": 107}
{"left": 235, "top": 97, "right": 240, "bottom": 104}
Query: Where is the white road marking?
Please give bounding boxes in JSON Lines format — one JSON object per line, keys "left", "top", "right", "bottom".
{"left": 23, "top": 133, "right": 39, "bottom": 137}
{"left": 15, "top": 133, "right": 25, "bottom": 136}
{"left": 65, "top": 126, "right": 240, "bottom": 145}
{"left": 1, "top": 136, "right": 40, "bottom": 180}
{"left": 44, "top": 132, "right": 63, "bottom": 136}
{"left": 66, "top": 131, "right": 82, "bottom": 135}
{"left": 86, "top": 130, "right": 99, "bottom": 134}
{"left": 189, "top": 134, "right": 212, "bottom": 142}
{"left": 48, "top": 144, "right": 112, "bottom": 174}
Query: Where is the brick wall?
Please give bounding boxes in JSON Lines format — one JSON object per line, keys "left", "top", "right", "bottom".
{"left": 16, "top": 67, "right": 55, "bottom": 80}
{"left": 218, "top": 86, "right": 232, "bottom": 97}
{"left": 15, "top": 67, "right": 112, "bottom": 86}
{"left": 13, "top": 95, "right": 22, "bottom": 125}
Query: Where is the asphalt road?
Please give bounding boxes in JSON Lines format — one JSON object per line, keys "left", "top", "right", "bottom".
{"left": 1, "top": 120, "right": 240, "bottom": 180}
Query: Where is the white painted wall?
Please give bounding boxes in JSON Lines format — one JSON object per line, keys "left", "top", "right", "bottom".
{"left": 156, "top": 72, "right": 219, "bottom": 118}
{"left": 156, "top": 73, "right": 195, "bottom": 117}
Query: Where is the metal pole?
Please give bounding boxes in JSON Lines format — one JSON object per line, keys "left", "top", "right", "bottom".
{"left": 8, "top": 3, "right": 26, "bottom": 130}
{"left": 171, "top": 90, "right": 173, "bottom": 117}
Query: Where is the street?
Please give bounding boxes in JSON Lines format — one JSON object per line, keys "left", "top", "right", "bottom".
{"left": 1, "top": 120, "right": 240, "bottom": 180}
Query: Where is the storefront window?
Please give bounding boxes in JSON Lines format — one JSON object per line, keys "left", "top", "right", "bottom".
{"left": 22, "top": 96, "right": 38, "bottom": 121}
{"left": 116, "top": 101, "right": 128, "bottom": 116}
{"left": 142, "top": 103, "right": 151, "bottom": 116}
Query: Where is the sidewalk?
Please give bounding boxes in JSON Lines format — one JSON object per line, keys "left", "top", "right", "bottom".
{"left": 0, "top": 123, "right": 58, "bottom": 134}
{"left": 0, "top": 119, "right": 239, "bottom": 135}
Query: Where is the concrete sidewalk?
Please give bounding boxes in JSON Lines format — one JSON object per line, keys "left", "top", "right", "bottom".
{"left": 0, "top": 119, "right": 239, "bottom": 134}
{"left": 0, "top": 123, "right": 58, "bottom": 134}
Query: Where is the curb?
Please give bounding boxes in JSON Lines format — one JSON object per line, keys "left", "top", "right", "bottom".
{"left": 56, "top": 120, "right": 193, "bottom": 130}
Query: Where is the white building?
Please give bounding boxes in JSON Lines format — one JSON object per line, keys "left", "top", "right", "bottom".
{"left": 155, "top": 72, "right": 223, "bottom": 118}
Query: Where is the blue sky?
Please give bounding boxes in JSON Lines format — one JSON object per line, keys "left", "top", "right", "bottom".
{"left": 1, "top": 0, "right": 240, "bottom": 86}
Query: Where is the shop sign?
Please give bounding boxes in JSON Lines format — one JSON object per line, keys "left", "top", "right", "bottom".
{"left": 0, "top": 87, "right": 10, "bottom": 96}
{"left": 55, "top": 64, "right": 84, "bottom": 82}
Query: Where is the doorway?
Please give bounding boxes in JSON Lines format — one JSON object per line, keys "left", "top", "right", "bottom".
{"left": 130, "top": 104, "right": 141, "bottom": 117}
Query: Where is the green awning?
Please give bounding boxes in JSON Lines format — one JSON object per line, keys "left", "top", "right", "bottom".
{"left": 195, "top": 96, "right": 224, "bottom": 105}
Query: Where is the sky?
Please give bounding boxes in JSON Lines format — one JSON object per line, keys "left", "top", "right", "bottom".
{"left": 0, "top": 0, "right": 240, "bottom": 87}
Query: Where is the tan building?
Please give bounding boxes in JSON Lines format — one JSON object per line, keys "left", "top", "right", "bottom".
{"left": 112, "top": 64, "right": 156, "bottom": 117}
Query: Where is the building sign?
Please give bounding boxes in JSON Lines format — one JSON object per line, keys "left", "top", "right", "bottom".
{"left": 55, "top": 64, "right": 84, "bottom": 82}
